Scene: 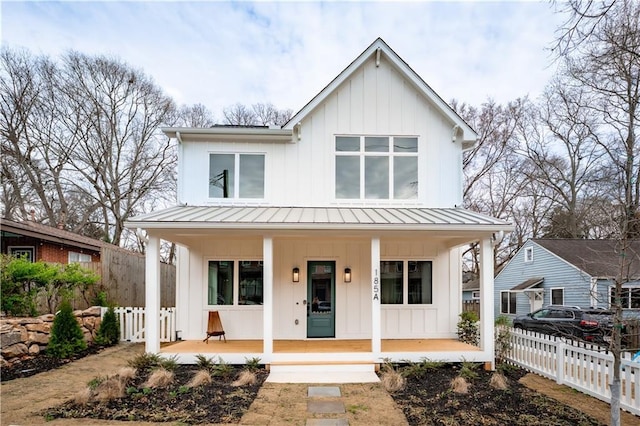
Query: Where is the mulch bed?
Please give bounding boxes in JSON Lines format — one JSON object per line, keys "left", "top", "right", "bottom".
{"left": 43, "top": 365, "right": 268, "bottom": 424}
{"left": 387, "top": 363, "right": 605, "bottom": 426}
{"left": 1, "top": 344, "right": 105, "bottom": 382}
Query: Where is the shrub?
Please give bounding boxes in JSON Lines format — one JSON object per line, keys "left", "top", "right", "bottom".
{"left": 127, "top": 352, "right": 162, "bottom": 371}
{"left": 401, "top": 358, "right": 445, "bottom": 378}
{"left": 92, "top": 291, "right": 109, "bottom": 307}
{"left": 245, "top": 357, "right": 262, "bottom": 371}
{"left": 212, "top": 357, "right": 233, "bottom": 377}
{"left": 195, "top": 354, "right": 215, "bottom": 371}
{"left": 95, "top": 306, "right": 120, "bottom": 346}
{"left": 458, "top": 361, "right": 480, "bottom": 380}
{"left": 47, "top": 300, "right": 87, "bottom": 358}
{"left": 457, "top": 311, "right": 479, "bottom": 346}
{"left": 159, "top": 355, "right": 179, "bottom": 372}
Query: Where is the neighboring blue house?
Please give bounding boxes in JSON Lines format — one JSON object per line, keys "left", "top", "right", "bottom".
{"left": 494, "top": 239, "right": 640, "bottom": 319}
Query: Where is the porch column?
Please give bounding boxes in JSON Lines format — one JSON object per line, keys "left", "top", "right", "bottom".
{"left": 263, "top": 236, "right": 273, "bottom": 358}
{"left": 479, "top": 236, "right": 495, "bottom": 366}
{"left": 145, "top": 235, "right": 161, "bottom": 354}
{"left": 371, "top": 236, "right": 381, "bottom": 354}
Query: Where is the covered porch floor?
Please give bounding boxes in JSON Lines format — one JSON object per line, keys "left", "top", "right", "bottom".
{"left": 161, "top": 338, "right": 480, "bottom": 354}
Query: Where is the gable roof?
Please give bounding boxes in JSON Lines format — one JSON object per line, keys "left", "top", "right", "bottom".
{"left": 283, "top": 38, "right": 477, "bottom": 146}
{"left": 533, "top": 239, "right": 640, "bottom": 279}
{"left": 1, "top": 218, "right": 106, "bottom": 252}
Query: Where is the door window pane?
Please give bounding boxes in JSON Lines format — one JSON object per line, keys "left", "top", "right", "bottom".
{"left": 239, "top": 155, "right": 265, "bottom": 198}
{"left": 381, "top": 261, "right": 403, "bottom": 304}
{"left": 365, "top": 156, "right": 389, "bottom": 198}
{"left": 394, "top": 157, "right": 418, "bottom": 199}
{"left": 408, "top": 261, "right": 432, "bottom": 304}
{"left": 365, "top": 136, "right": 389, "bottom": 152}
{"left": 209, "top": 154, "right": 234, "bottom": 198}
{"left": 208, "top": 261, "right": 233, "bottom": 305}
{"left": 336, "top": 136, "right": 360, "bottom": 152}
{"left": 239, "top": 261, "right": 263, "bottom": 305}
{"left": 336, "top": 156, "right": 360, "bottom": 198}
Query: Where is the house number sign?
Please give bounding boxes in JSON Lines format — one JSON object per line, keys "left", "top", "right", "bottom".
{"left": 373, "top": 268, "right": 379, "bottom": 301}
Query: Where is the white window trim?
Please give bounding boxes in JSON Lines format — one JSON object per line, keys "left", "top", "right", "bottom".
{"left": 334, "top": 135, "right": 419, "bottom": 201}
{"left": 208, "top": 152, "right": 266, "bottom": 201}
{"left": 380, "top": 258, "right": 433, "bottom": 305}
{"left": 69, "top": 251, "right": 92, "bottom": 263}
{"left": 524, "top": 247, "right": 534, "bottom": 263}
{"left": 500, "top": 290, "right": 517, "bottom": 314}
{"left": 550, "top": 287, "right": 564, "bottom": 305}
{"left": 205, "top": 258, "right": 264, "bottom": 307}
{"left": 610, "top": 285, "right": 640, "bottom": 309}
{"left": 8, "top": 246, "right": 35, "bottom": 262}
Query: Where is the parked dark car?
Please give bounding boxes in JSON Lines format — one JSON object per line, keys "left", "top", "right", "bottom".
{"left": 513, "top": 306, "right": 617, "bottom": 344}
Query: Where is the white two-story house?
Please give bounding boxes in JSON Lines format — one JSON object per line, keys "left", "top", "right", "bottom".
{"left": 126, "top": 38, "right": 513, "bottom": 375}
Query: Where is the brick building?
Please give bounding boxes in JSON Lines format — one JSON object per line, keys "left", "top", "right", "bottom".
{"left": 0, "top": 218, "right": 103, "bottom": 264}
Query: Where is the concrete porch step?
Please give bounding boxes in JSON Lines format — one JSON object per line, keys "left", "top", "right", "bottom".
{"left": 267, "top": 362, "right": 380, "bottom": 383}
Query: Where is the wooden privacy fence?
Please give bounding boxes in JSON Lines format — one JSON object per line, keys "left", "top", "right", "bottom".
{"left": 462, "top": 300, "right": 480, "bottom": 317}
{"left": 80, "top": 245, "right": 176, "bottom": 307}
{"left": 505, "top": 327, "right": 640, "bottom": 416}
{"left": 101, "top": 307, "right": 176, "bottom": 342}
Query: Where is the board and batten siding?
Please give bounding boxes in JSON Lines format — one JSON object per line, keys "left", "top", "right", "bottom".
{"left": 178, "top": 54, "right": 463, "bottom": 209}
{"left": 494, "top": 240, "right": 596, "bottom": 319}
{"left": 173, "top": 236, "right": 460, "bottom": 341}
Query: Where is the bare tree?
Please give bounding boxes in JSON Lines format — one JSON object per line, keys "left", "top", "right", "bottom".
{"left": 223, "top": 102, "right": 292, "bottom": 126}
{"left": 456, "top": 99, "right": 531, "bottom": 271}
{"left": 178, "top": 103, "right": 215, "bottom": 127}
{"left": 554, "top": 1, "right": 640, "bottom": 423}
{"left": 1, "top": 48, "right": 178, "bottom": 245}
{"left": 518, "top": 79, "right": 610, "bottom": 238}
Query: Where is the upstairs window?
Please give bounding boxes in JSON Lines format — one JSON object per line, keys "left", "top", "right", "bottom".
{"left": 335, "top": 136, "right": 418, "bottom": 200}
{"left": 209, "top": 153, "right": 265, "bottom": 199}
{"left": 524, "top": 247, "right": 534, "bottom": 263}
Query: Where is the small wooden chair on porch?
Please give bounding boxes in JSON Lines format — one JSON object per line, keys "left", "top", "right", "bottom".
{"left": 203, "top": 311, "right": 226, "bottom": 343}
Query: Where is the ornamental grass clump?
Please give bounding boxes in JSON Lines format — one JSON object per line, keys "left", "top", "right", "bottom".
{"left": 232, "top": 370, "right": 257, "bottom": 387}
{"left": 380, "top": 361, "right": 405, "bottom": 393}
{"left": 489, "top": 372, "right": 508, "bottom": 390}
{"left": 143, "top": 367, "right": 174, "bottom": 389}
{"left": 47, "top": 300, "right": 86, "bottom": 359}
{"left": 450, "top": 376, "right": 469, "bottom": 394}
{"left": 187, "top": 369, "right": 212, "bottom": 388}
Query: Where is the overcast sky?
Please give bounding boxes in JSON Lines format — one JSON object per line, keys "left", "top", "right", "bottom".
{"left": 2, "top": 1, "right": 564, "bottom": 121}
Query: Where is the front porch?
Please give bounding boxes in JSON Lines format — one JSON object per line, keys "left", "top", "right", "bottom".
{"left": 160, "top": 338, "right": 481, "bottom": 365}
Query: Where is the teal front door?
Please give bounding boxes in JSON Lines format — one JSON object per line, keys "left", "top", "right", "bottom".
{"left": 307, "top": 261, "right": 335, "bottom": 338}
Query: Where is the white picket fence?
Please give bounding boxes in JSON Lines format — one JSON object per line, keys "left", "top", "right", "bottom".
{"left": 505, "top": 327, "right": 640, "bottom": 416}
{"left": 100, "top": 307, "right": 176, "bottom": 343}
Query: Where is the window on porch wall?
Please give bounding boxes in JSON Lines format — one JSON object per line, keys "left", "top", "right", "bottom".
{"left": 381, "top": 260, "right": 432, "bottom": 304}
{"left": 208, "top": 260, "right": 264, "bottom": 306}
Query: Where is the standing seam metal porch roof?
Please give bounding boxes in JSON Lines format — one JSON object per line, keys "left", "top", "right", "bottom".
{"left": 126, "top": 206, "right": 513, "bottom": 231}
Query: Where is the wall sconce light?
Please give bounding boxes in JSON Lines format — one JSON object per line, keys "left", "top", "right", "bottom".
{"left": 344, "top": 267, "right": 352, "bottom": 283}
{"left": 292, "top": 267, "right": 300, "bottom": 283}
